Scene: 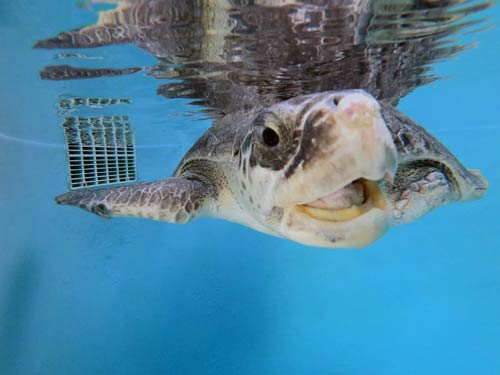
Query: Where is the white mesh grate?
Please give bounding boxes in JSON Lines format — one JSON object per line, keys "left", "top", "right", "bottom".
{"left": 58, "top": 97, "right": 131, "bottom": 110}
{"left": 63, "top": 116, "right": 137, "bottom": 189}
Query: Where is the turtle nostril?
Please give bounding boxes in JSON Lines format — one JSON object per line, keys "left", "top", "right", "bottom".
{"left": 332, "top": 96, "right": 341, "bottom": 106}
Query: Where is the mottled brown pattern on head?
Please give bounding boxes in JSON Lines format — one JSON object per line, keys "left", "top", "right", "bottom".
{"left": 285, "top": 109, "right": 336, "bottom": 178}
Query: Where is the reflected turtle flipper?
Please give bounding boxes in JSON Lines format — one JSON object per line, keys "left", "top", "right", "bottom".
{"left": 34, "top": 24, "right": 134, "bottom": 49}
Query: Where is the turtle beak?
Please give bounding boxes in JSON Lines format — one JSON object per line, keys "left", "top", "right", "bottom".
{"left": 275, "top": 90, "right": 397, "bottom": 207}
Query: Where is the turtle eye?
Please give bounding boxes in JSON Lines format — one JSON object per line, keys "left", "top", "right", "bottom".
{"left": 258, "top": 127, "right": 280, "bottom": 147}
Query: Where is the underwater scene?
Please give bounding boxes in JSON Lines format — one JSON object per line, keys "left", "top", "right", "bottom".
{"left": 1, "top": 0, "right": 499, "bottom": 374}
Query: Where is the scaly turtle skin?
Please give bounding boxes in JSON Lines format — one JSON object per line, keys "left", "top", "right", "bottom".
{"left": 56, "top": 90, "right": 487, "bottom": 248}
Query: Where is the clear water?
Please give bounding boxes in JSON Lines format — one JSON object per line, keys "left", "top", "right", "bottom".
{"left": 1, "top": 1, "right": 499, "bottom": 374}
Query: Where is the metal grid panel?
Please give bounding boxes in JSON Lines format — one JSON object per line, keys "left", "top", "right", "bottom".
{"left": 62, "top": 116, "right": 137, "bottom": 189}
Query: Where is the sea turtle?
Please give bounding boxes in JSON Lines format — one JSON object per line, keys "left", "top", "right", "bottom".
{"left": 37, "top": 0, "right": 489, "bottom": 247}
{"left": 55, "top": 89, "right": 487, "bottom": 247}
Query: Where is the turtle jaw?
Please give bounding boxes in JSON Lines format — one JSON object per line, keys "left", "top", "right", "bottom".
{"left": 281, "top": 178, "right": 391, "bottom": 248}
{"left": 297, "top": 178, "right": 387, "bottom": 222}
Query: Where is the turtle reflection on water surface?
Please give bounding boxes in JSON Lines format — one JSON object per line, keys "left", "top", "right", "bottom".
{"left": 37, "top": 0, "right": 490, "bottom": 247}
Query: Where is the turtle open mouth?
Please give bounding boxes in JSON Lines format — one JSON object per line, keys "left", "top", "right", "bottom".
{"left": 298, "top": 179, "right": 387, "bottom": 222}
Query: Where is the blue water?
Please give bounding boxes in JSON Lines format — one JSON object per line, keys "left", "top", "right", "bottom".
{"left": 1, "top": 1, "right": 499, "bottom": 374}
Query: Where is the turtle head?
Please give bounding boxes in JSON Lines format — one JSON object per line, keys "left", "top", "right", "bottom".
{"left": 235, "top": 90, "right": 398, "bottom": 248}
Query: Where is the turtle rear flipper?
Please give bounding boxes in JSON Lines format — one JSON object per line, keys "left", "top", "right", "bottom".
{"left": 466, "top": 169, "right": 488, "bottom": 199}
{"left": 55, "top": 177, "right": 216, "bottom": 224}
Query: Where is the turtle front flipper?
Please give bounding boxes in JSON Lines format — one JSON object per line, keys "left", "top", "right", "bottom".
{"left": 55, "top": 177, "right": 216, "bottom": 223}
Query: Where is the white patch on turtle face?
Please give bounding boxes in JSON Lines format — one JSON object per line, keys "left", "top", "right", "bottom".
{"left": 235, "top": 137, "right": 281, "bottom": 215}
{"left": 275, "top": 91, "right": 397, "bottom": 206}
{"left": 281, "top": 205, "right": 389, "bottom": 248}
{"left": 232, "top": 90, "right": 399, "bottom": 248}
